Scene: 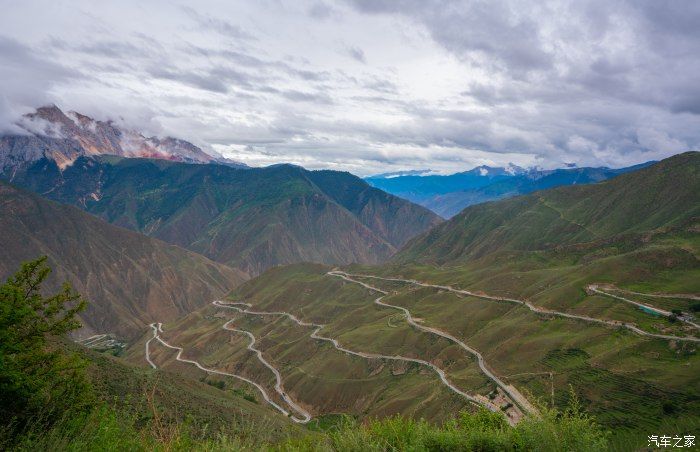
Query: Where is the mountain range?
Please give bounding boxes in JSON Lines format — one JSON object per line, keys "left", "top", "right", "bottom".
{"left": 0, "top": 105, "right": 245, "bottom": 177}
{"left": 1, "top": 104, "right": 697, "bottom": 449}
{"left": 0, "top": 106, "right": 442, "bottom": 277}
{"left": 366, "top": 162, "right": 653, "bottom": 218}
{"left": 7, "top": 155, "right": 441, "bottom": 276}
{"left": 396, "top": 152, "right": 699, "bottom": 264}
{"left": 188, "top": 152, "right": 697, "bottom": 443}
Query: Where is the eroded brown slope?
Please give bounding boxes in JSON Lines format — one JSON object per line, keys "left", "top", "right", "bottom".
{"left": 0, "top": 182, "right": 244, "bottom": 340}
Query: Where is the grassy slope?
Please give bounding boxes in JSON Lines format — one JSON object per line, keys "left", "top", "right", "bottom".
{"left": 0, "top": 181, "right": 244, "bottom": 340}
{"left": 133, "top": 154, "right": 697, "bottom": 448}
{"left": 132, "top": 258, "right": 697, "bottom": 449}
{"left": 125, "top": 264, "right": 479, "bottom": 423}
{"left": 347, "top": 153, "right": 700, "bottom": 446}
{"left": 82, "top": 347, "right": 299, "bottom": 442}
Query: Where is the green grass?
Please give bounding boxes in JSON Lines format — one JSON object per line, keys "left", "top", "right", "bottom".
{"left": 86, "top": 347, "right": 299, "bottom": 442}
{"left": 6, "top": 402, "right": 610, "bottom": 451}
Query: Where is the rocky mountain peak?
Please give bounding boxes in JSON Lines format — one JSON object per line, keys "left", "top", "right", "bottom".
{"left": 1, "top": 105, "right": 246, "bottom": 175}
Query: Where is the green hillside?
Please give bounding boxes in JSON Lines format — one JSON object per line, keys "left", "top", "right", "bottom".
{"left": 2, "top": 258, "right": 606, "bottom": 451}
{"left": 395, "top": 152, "right": 699, "bottom": 265}
{"left": 10, "top": 157, "right": 441, "bottom": 276}
{"left": 4, "top": 153, "right": 697, "bottom": 450}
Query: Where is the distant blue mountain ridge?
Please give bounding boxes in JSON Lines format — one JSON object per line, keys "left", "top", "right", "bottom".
{"left": 365, "top": 162, "right": 654, "bottom": 218}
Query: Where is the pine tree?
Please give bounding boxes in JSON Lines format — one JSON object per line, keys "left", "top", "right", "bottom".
{"left": 0, "top": 256, "right": 92, "bottom": 429}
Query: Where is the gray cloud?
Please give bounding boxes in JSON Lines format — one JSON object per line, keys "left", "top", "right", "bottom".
{"left": 347, "top": 0, "right": 553, "bottom": 73}
{"left": 308, "top": 1, "right": 337, "bottom": 19}
{"left": 180, "top": 5, "right": 256, "bottom": 41}
{"left": 0, "top": 35, "right": 83, "bottom": 132}
{"left": 0, "top": 0, "right": 698, "bottom": 175}
{"left": 345, "top": 45, "right": 366, "bottom": 63}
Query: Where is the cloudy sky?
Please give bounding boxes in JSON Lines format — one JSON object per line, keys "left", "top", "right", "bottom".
{"left": 1, "top": 0, "right": 699, "bottom": 175}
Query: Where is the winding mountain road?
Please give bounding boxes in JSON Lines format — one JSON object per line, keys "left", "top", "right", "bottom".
{"left": 330, "top": 271, "right": 700, "bottom": 343}
{"left": 326, "top": 272, "right": 537, "bottom": 415}
{"left": 608, "top": 288, "right": 700, "bottom": 301}
{"left": 144, "top": 322, "right": 309, "bottom": 423}
{"left": 222, "top": 319, "right": 312, "bottom": 423}
{"left": 213, "top": 300, "right": 514, "bottom": 422}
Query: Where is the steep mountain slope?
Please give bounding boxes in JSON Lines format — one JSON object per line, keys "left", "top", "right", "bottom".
{"left": 395, "top": 152, "right": 699, "bottom": 265}
{"left": 9, "top": 157, "right": 441, "bottom": 276}
{"left": 305, "top": 170, "right": 441, "bottom": 248}
{"left": 366, "top": 163, "right": 651, "bottom": 218}
{"left": 0, "top": 181, "right": 244, "bottom": 340}
{"left": 0, "top": 105, "right": 244, "bottom": 176}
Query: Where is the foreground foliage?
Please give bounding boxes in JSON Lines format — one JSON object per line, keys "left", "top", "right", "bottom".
{"left": 7, "top": 402, "right": 608, "bottom": 451}
{"left": 0, "top": 257, "right": 90, "bottom": 432}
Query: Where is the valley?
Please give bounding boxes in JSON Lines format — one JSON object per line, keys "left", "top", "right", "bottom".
{"left": 1, "top": 132, "right": 698, "bottom": 450}
{"left": 8, "top": 154, "right": 440, "bottom": 276}
{"left": 0, "top": 182, "right": 244, "bottom": 339}
{"left": 113, "top": 153, "right": 699, "bottom": 449}
{"left": 4, "top": 4, "right": 698, "bottom": 449}
{"left": 130, "top": 258, "right": 698, "bottom": 438}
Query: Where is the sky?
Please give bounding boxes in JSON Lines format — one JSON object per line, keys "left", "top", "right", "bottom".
{"left": 1, "top": 0, "right": 699, "bottom": 176}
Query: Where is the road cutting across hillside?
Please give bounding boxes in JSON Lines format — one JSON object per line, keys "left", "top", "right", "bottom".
{"left": 222, "top": 319, "right": 312, "bottom": 423}
{"left": 213, "top": 300, "right": 516, "bottom": 423}
{"left": 330, "top": 271, "right": 700, "bottom": 343}
{"left": 588, "top": 285, "right": 700, "bottom": 330}
{"left": 326, "top": 272, "right": 537, "bottom": 416}
{"left": 144, "top": 322, "right": 309, "bottom": 423}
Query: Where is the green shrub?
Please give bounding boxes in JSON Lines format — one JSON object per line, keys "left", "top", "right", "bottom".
{"left": 0, "top": 257, "right": 92, "bottom": 436}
